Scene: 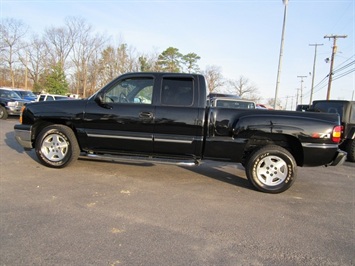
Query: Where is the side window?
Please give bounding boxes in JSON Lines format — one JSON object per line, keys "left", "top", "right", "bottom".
{"left": 161, "top": 77, "right": 193, "bottom": 106}
{"left": 350, "top": 103, "right": 355, "bottom": 123}
{"left": 104, "top": 77, "right": 154, "bottom": 104}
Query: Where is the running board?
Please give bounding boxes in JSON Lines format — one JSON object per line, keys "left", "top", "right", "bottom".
{"left": 80, "top": 153, "right": 201, "bottom": 166}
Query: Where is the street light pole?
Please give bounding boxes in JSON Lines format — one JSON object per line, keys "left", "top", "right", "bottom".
{"left": 309, "top": 43, "right": 323, "bottom": 105}
{"left": 273, "top": 0, "right": 289, "bottom": 109}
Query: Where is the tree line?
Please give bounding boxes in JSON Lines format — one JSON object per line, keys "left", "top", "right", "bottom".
{"left": 1, "top": 16, "right": 261, "bottom": 101}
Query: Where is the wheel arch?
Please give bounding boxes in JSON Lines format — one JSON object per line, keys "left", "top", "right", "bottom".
{"left": 242, "top": 132, "right": 304, "bottom": 166}
{"left": 32, "top": 119, "right": 81, "bottom": 149}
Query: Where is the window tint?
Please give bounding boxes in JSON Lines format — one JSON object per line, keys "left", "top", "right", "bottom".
{"left": 161, "top": 78, "right": 194, "bottom": 106}
{"left": 314, "top": 102, "right": 344, "bottom": 120}
{"left": 0, "top": 89, "right": 21, "bottom": 99}
{"left": 350, "top": 103, "right": 355, "bottom": 123}
{"left": 104, "top": 77, "right": 154, "bottom": 104}
{"left": 216, "top": 100, "right": 255, "bottom": 109}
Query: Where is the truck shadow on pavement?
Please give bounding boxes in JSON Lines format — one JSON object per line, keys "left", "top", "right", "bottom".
{"left": 5, "top": 131, "right": 29, "bottom": 154}
{"left": 179, "top": 163, "right": 253, "bottom": 191}
{"left": 6, "top": 129, "right": 253, "bottom": 191}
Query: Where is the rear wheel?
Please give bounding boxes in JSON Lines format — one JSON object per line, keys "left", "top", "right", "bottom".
{"left": 35, "top": 125, "right": 80, "bottom": 168}
{"left": 346, "top": 139, "right": 355, "bottom": 162}
{"left": 245, "top": 145, "right": 297, "bottom": 193}
{"left": 0, "top": 106, "right": 8, "bottom": 120}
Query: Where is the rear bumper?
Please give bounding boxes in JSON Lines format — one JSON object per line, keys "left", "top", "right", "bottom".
{"left": 329, "top": 149, "right": 347, "bottom": 166}
{"left": 14, "top": 124, "right": 33, "bottom": 149}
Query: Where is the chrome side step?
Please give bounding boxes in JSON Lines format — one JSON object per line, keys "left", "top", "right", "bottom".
{"left": 80, "top": 153, "right": 201, "bottom": 166}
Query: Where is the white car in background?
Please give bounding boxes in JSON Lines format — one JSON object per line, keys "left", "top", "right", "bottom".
{"left": 36, "top": 94, "right": 71, "bottom": 102}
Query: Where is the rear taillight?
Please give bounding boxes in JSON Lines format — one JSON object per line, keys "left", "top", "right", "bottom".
{"left": 331, "top": 125, "right": 342, "bottom": 143}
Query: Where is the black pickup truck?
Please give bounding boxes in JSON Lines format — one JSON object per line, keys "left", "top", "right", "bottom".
{"left": 14, "top": 72, "right": 346, "bottom": 193}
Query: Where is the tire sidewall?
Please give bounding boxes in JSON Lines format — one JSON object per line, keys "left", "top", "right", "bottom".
{"left": 0, "top": 106, "right": 8, "bottom": 120}
{"left": 35, "top": 125, "right": 77, "bottom": 168}
{"left": 246, "top": 146, "right": 296, "bottom": 193}
{"left": 346, "top": 139, "right": 355, "bottom": 162}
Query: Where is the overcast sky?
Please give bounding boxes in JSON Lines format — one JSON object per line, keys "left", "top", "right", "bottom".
{"left": 1, "top": 0, "right": 354, "bottom": 108}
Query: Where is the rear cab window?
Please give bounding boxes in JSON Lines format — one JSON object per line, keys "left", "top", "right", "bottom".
{"left": 160, "top": 77, "right": 194, "bottom": 106}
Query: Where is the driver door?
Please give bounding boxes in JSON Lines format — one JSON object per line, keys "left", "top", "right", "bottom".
{"left": 82, "top": 75, "right": 155, "bottom": 155}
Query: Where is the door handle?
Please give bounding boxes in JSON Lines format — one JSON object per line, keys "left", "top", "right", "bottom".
{"left": 139, "top": 112, "right": 153, "bottom": 119}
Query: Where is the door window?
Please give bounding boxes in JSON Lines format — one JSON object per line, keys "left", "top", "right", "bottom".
{"left": 104, "top": 77, "right": 154, "bottom": 104}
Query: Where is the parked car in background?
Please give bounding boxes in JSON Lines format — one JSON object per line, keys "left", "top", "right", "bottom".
{"left": 37, "top": 94, "right": 71, "bottom": 101}
{"left": 210, "top": 97, "right": 256, "bottom": 109}
{"left": 296, "top": 104, "right": 311, "bottom": 112}
{"left": 310, "top": 100, "right": 355, "bottom": 162}
{"left": 12, "top": 89, "right": 37, "bottom": 102}
{"left": 256, "top": 104, "right": 274, "bottom": 110}
{"left": 0, "top": 88, "right": 30, "bottom": 119}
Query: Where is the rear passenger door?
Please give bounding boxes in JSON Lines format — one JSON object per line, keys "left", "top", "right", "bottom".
{"left": 153, "top": 75, "right": 205, "bottom": 158}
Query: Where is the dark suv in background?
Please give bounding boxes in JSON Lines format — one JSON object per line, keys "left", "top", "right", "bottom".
{"left": 0, "top": 88, "right": 29, "bottom": 119}
{"left": 311, "top": 100, "right": 355, "bottom": 162}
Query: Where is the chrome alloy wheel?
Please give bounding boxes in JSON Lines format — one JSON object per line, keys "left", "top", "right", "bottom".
{"left": 41, "top": 133, "right": 69, "bottom": 161}
{"left": 255, "top": 155, "right": 288, "bottom": 186}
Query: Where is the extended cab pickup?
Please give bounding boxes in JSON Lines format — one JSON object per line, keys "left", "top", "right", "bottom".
{"left": 14, "top": 72, "right": 346, "bottom": 193}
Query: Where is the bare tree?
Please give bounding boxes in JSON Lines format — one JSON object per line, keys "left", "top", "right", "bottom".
{"left": 138, "top": 49, "right": 160, "bottom": 72}
{"left": 70, "top": 17, "right": 106, "bottom": 97}
{"left": 43, "top": 17, "right": 78, "bottom": 71}
{"left": 18, "top": 34, "right": 50, "bottom": 92}
{"left": 0, "top": 18, "right": 29, "bottom": 87}
{"left": 227, "top": 76, "right": 260, "bottom": 101}
{"left": 202, "top": 65, "right": 224, "bottom": 93}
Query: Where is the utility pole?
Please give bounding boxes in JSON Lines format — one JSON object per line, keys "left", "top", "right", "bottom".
{"left": 297, "top": 76, "right": 307, "bottom": 104}
{"left": 324, "top": 35, "right": 347, "bottom": 99}
{"left": 296, "top": 88, "right": 300, "bottom": 106}
{"left": 309, "top": 43, "right": 323, "bottom": 105}
{"left": 273, "top": 0, "right": 289, "bottom": 109}
{"left": 25, "top": 51, "right": 28, "bottom": 90}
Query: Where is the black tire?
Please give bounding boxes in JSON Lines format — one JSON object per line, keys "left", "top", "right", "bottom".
{"left": 245, "top": 145, "right": 297, "bottom": 193}
{"left": 0, "top": 106, "right": 8, "bottom": 120}
{"left": 35, "top": 125, "right": 80, "bottom": 168}
{"left": 346, "top": 139, "right": 355, "bottom": 162}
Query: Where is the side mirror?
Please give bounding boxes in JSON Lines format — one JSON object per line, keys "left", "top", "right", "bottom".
{"left": 94, "top": 92, "right": 112, "bottom": 109}
{"left": 94, "top": 92, "right": 104, "bottom": 105}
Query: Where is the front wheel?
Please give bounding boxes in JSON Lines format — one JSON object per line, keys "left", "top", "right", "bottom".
{"left": 35, "top": 125, "right": 80, "bottom": 168}
{"left": 245, "top": 145, "right": 297, "bottom": 193}
{"left": 0, "top": 106, "right": 8, "bottom": 120}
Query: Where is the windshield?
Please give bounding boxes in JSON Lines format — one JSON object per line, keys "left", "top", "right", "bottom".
{"left": 0, "top": 89, "right": 22, "bottom": 99}
{"left": 21, "top": 91, "right": 36, "bottom": 97}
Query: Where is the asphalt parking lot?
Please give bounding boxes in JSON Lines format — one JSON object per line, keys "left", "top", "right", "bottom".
{"left": 1, "top": 118, "right": 354, "bottom": 265}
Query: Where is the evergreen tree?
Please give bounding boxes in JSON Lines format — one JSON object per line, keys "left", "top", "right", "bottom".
{"left": 44, "top": 64, "right": 69, "bottom": 95}
{"left": 157, "top": 47, "right": 182, "bottom": 72}
{"left": 182, "top": 52, "right": 201, "bottom": 73}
